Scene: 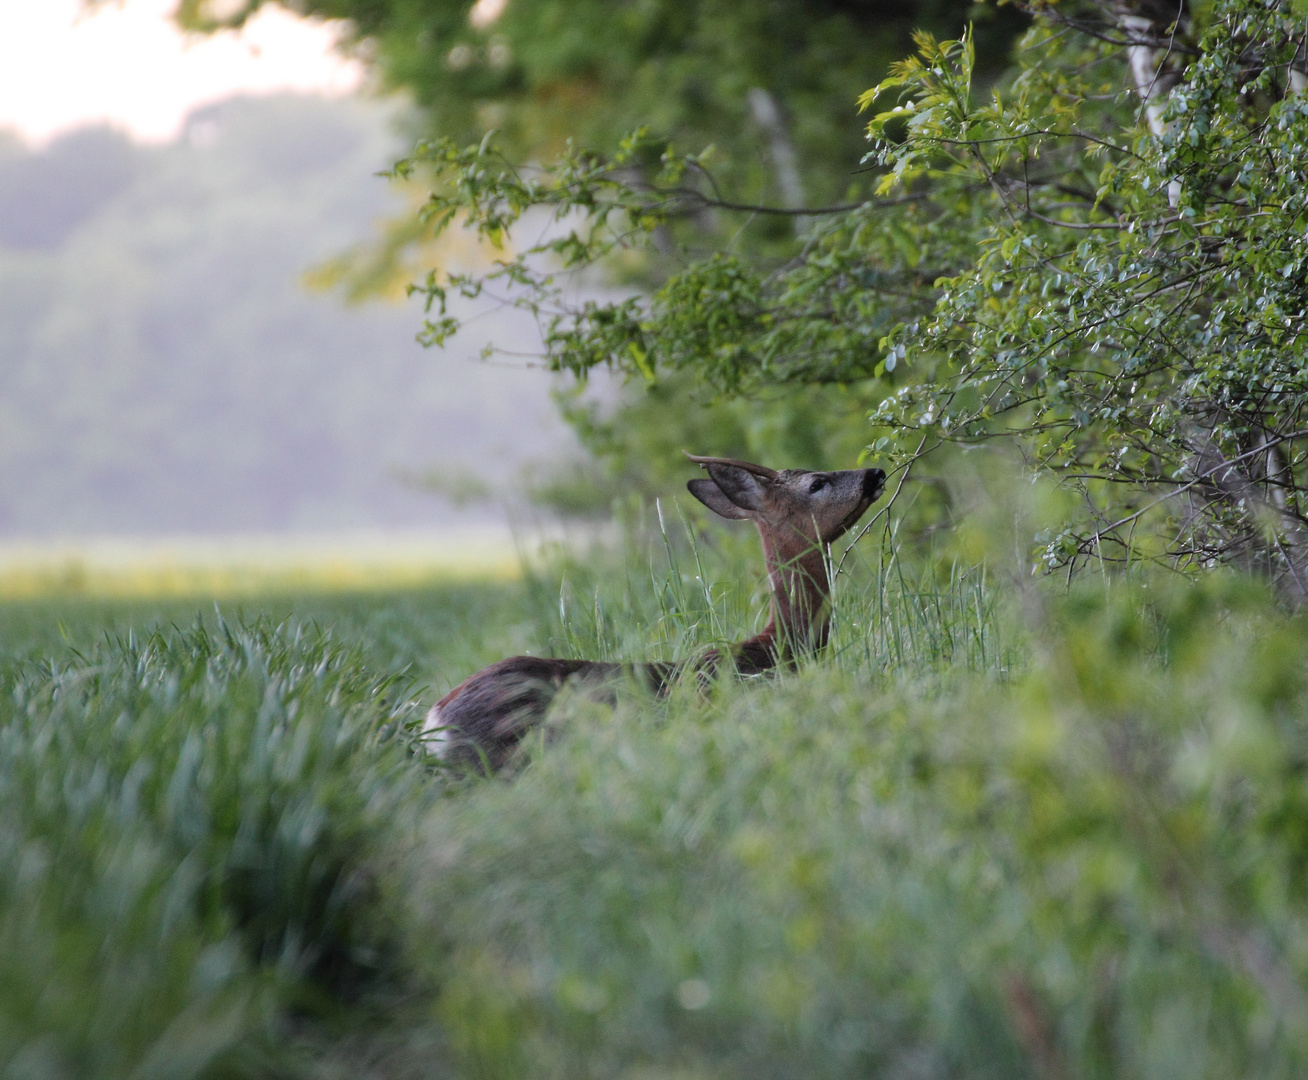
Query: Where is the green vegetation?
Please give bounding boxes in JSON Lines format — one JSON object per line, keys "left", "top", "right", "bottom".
{"left": 178, "top": 0, "right": 1024, "bottom": 209}
{"left": 281, "top": 0, "right": 1306, "bottom": 590}
{"left": 21, "top": 5, "right": 1308, "bottom": 1072}
{"left": 169, "top": 0, "right": 1029, "bottom": 512}
{"left": 3, "top": 504, "right": 1308, "bottom": 1076}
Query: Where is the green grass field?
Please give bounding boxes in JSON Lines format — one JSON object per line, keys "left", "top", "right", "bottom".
{"left": 2, "top": 520, "right": 1307, "bottom": 1079}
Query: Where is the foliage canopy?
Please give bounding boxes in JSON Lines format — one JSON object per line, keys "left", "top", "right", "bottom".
{"left": 177, "top": 0, "right": 1023, "bottom": 210}
{"left": 172, "top": 0, "right": 1308, "bottom": 588}
{"left": 386, "top": 0, "right": 1308, "bottom": 591}
{"left": 166, "top": 0, "right": 1028, "bottom": 505}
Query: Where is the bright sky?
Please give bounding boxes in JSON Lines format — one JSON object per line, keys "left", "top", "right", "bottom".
{"left": 0, "top": 0, "right": 365, "bottom": 146}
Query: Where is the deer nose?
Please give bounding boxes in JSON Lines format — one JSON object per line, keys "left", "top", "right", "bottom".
{"left": 863, "top": 468, "right": 886, "bottom": 500}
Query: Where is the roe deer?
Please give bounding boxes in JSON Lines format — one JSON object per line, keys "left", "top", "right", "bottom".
{"left": 423, "top": 454, "right": 886, "bottom": 770}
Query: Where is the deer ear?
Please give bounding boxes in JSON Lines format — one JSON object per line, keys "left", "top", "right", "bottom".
{"left": 687, "top": 479, "right": 751, "bottom": 520}
{"left": 702, "top": 462, "right": 770, "bottom": 513}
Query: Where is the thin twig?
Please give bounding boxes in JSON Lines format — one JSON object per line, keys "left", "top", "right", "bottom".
{"left": 836, "top": 434, "right": 932, "bottom": 576}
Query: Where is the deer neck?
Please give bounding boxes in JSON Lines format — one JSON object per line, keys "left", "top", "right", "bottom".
{"left": 732, "top": 527, "right": 832, "bottom": 671}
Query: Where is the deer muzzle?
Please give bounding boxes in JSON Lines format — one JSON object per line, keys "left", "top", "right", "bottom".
{"left": 863, "top": 468, "right": 887, "bottom": 501}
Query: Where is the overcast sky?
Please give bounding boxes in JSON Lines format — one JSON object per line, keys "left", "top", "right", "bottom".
{"left": 0, "top": 0, "right": 364, "bottom": 146}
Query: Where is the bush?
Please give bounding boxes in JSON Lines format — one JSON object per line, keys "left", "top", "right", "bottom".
{"left": 409, "top": 572, "right": 1308, "bottom": 1079}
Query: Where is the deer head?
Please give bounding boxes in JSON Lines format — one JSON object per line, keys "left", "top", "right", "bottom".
{"left": 686, "top": 453, "right": 886, "bottom": 656}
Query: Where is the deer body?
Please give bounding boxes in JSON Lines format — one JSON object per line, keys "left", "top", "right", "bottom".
{"left": 424, "top": 455, "right": 885, "bottom": 770}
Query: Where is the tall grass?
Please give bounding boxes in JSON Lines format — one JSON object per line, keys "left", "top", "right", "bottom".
{"left": 2, "top": 510, "right": 1308, "bottom": 1078}
{"left": 829, "top": 542, "right": 1016, "bottom": 678}
{"left": 529, "top": 499, "right": 1019, "bottom": 679}
{"left": 0, "top": 616, "right": 434, "bottom": 1077}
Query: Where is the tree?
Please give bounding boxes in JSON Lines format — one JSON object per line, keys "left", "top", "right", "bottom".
{"left": 162, "top": 1, "right": 1027, "bottom": 504}
{"left": 866, "top": 0, "right": 1308, "bottom": 591}
{"left": 387, "top": 0, "right": 1308, "bottom": 594}
{"left": 176, "top": 0, "right": 1024, "bottom": 213}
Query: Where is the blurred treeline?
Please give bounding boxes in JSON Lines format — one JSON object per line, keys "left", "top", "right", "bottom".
{"left": 0, "top": 93, "right": 570, "bottom": 536}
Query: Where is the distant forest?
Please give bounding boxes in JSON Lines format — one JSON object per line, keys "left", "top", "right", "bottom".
{"left": 0, "top": 93, "right": 569, "bottom": 536}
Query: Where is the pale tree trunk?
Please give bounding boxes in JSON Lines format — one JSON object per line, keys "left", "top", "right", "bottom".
{"left": 747, "top": 88, "right": 809, "bottom": 237}
{"left": 1113, "top": 0, "right": 1189, "bottom": 204}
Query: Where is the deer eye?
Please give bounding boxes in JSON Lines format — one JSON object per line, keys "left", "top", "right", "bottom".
{"left": 808, "top": 477, "right": 827, "bottom": 493}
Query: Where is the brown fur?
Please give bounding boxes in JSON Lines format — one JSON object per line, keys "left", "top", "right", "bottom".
{"left": 423, "top": 454, "right": 885, "bottom": 771}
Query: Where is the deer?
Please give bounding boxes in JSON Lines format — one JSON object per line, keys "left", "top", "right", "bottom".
{"left": 422, "top": 453, "right": 886, "bottom": 771}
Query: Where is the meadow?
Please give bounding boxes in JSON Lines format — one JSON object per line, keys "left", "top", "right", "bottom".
{"left": 2, "top": 509, "right": 1307, "bottom": 1079}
